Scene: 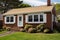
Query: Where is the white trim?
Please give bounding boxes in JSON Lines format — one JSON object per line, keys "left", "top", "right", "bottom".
{"left": 25, "top": 13, "right": 46, "bottom": 23}
{"left": 5, "top": 15, "right": 15, "bottom": 24}
{"left": 17, "top": 15, "right": 23, "bottom": 27}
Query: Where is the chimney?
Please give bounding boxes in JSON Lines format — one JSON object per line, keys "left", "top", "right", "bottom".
{"left": 47, "top": 0, "right": 51, "bottom": 6}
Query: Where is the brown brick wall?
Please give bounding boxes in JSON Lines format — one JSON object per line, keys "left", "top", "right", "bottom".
{"left": 3, "top": 12, "right": 52, "bottom": 31}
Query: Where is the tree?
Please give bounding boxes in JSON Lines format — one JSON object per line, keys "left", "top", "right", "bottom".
{"left": 0, "top": 0, "right": 31, "bottom": 13}
{"left": 0, "top": 0, "right": 23, "bottom": 13}
{"left": 18, "top": 4, "right": 31, "bottom": 8}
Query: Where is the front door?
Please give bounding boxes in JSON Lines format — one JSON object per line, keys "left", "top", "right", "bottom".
{"left": 18, "top": 15, "right": 23, "bottom": 27}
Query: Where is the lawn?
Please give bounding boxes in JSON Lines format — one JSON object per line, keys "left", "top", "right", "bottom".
{"left": 0, "top": 32, "right": 60, "bottom": 40}
{"left": 0, "top": 31, "right": 7, "bottom": 34}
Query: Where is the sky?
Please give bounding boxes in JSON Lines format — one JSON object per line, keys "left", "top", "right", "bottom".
{"left": 20, "top": 0, "right": 60, "bottom": 6}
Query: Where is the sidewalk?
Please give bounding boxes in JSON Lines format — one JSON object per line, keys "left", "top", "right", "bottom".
{"left": 0, "top": 31, "right": 15, "bottom": 37}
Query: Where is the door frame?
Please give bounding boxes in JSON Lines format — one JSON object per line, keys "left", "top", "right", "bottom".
{"left": 17, "top": 15, "right": 23, "bottom": 27}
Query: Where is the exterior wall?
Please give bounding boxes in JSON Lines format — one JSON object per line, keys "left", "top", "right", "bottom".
{"left": 0, "top": 20, "right": 3, "bottom": 29}
{"left": 3, "top": 15, "right": 19, "bottom": 31}
{"left": 46, "top": 12, "right": 52, "bottom": 29}
{"left": 52, "top": 6, "right": 56, "bottom": 29}
{"left": 3, "top": 12, "right": 52, "bottom": 31}
{"left": 25, "top": 12, "right": 52, "bottom": 29}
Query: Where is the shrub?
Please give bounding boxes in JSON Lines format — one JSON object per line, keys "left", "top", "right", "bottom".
{"left": 28, "top": 28, "right": 36, "bottom": 33}
{"left": 53, "top": 29, "right": 59, "bottom": 33}
{"left": 55, "top": 26, "right": 60, "bottom": 33}
{"left": 24, "top": 24, "right": 32, "bottom": 32}
{"left": 43, "top": 28, "right": 50, "bottom": 33}
{"left": 3, "top": 26, "right": 6, "bottom": 30}
{"left": 6, "top": 27, "right": 11, "bottom": 31}
{"left": 54, "top": 22, "right": 60, "bottom": 33}
{"left": 57, "top": 17, "right": 60, "bottom": 22}
{"left": 20, "top": 28, "right": 25, "bottom": 32}
{"left": 36, "top": 24, "right": 45, "bottom": 32}
{"left": 37, "top": 30, "right": 41, "bottom": 33}
{"left": 0, "top": 29, "right": 2, "bottom": 32}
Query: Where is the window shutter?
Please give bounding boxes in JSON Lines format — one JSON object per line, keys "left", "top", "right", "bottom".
{"left": 43, "top": 14, "right": 46, "bottom": 23}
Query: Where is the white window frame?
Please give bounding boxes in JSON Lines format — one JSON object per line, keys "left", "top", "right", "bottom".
{"left": 26, "top": 13, "right": 46, "bottom": 23}
{"left": 5, "top": 15, "right": 15, "bottom": 24}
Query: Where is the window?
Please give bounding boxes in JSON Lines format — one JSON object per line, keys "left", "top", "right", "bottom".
{"left": 28, "top": 15, "right": 32, "bottom": 22}
{"left": 19, "top": 17, "right": 22, "bottom": 21}
{"left": 5, "top": 16, "right": 15, "bottom": 24}
{"left": 26, "top": 13, "right": 46, "bottom": 23}
{"left": 10, "top": 16, "right": 14, "bottom": 22}
{"left": 6, "top": 17, "right": 9, "bottom": 22}
{"left": 34, "top": 15, "right": 38, "bottom": 22}
{"left": 40, "top": 15, "right": 43, "bottom": 22}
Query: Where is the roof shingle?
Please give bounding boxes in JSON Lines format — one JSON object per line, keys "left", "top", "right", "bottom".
{"left": 3, "top": 6, "right": 54, "bottom": 15}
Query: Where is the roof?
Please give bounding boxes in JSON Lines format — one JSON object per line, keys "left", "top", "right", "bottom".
{"left": 3, "top": 6, "right": 54, "bottom": 15}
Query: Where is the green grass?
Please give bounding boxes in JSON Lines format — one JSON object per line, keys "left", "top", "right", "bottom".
{"left": 0, "top": 32, "right": 60, "bottom": 40}
{"left": 0, "top": 31, "right": 7, "bottom": 34}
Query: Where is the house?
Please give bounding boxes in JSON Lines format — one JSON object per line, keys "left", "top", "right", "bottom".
{"left": 57, "top": 13, "right": 60, "bottom": 21}
{"left": 0, "top": 12, "right": 3, "bottom": 29}
{"left": 3, "top": 0, "right": 56, "bottom": 31}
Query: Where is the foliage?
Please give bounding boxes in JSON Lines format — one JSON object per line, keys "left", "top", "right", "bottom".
{"left": 3, "top": 25, "right": 6, "bottom": 30}
{"left": 6, "top": 27, "right": 11, "bottom": 31}
{"left": 55, "top": 4, "right": 60, "bottom": 14}
{"left": 0, "top": 29, "right": 2, "bottom": 32}
{"left": 18, "top": 4, "right": 31, "bottom": 8}
{"left": 0, "top": 0, "right": 31, "bottom": 13}
{"left": 28, "top": 28, "right": 36, "bottom": 33}
{"left": 36, "top": 24, "right": 45, "bottom": 32}
{"left": 57, "top": 17, "right": 60, "bottom": 22}
{"left": 53, "top": 29, "right": 59, "bottom": 33}
{"left": 55, "top": 26, "right": 60, "bottom": 33}
{"left": 19, "top": 28, "right": 25, "bottom": 32}
{"left": 24, "top": 24, "right": 32, "bottom": 32}
{"left": 3, "top": 26, "right": 11, "bottom": 31}
{"left": 0, "top": 0, "right": 23, "bottom": 13}
{"left": 43, "top": 28, "right": 50, "bottom": 33}
{"left": 0, "top": 30, "right": 7, "bottom": 34}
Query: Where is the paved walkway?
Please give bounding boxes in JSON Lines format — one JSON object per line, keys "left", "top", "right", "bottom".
{"left": 0, "top": 31, "right": 15, "bottom": 37}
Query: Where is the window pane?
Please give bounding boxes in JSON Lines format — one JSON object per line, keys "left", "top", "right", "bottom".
{"left": 34, "top": 15, "right": 38, "bottom": 22}
{"left": 28, "top": 15, "right": 32, "bottom": 22}
{"left": 40, "top": 15, "right": 43, "bottom": 22}
{"left": 6, "top": 17, "right": 9, "bottom": 22}
{"left": 10, "top": 17, "right": 14, "bottom": 22}
{"left": 19, "top": 17, "right": 22, "bottom": 21}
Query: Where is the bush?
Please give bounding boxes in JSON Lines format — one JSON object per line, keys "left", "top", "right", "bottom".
{"left": 6, "top": 27, "right": 11, "bottom": 31}
{"left": 57, "top": 17, "right": 60, "bottom": 22}
{"left": 37, "top": 30, "right": 41, "bottom": 33}
{"left": 36, "top": 24, "right": 45, "bottom": 32}
{"left": 20, "top": 28, "right": 25, "bottom": 32}
{"left": 54, "top": 22, "right": 60, "bottom": 33}
{"left": 24, "top": 24, "right": 32, "bottom": 32}
{"left": 55, "top": 26, "right": 60, "bottom": 33}
{"left": 43, "top": 29, "right": 50, "bottom": 33}
{"left": 3, "top": 26, "right": 6, "bottom": 30}
{"left": 53, "top": 29, "right": 59, "bottom": 33}
{"left": 0, "top": 29, "right": 2, "bottom": 32}
{"left": 28, "top": 28, "right": 36, "bottom": 33}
